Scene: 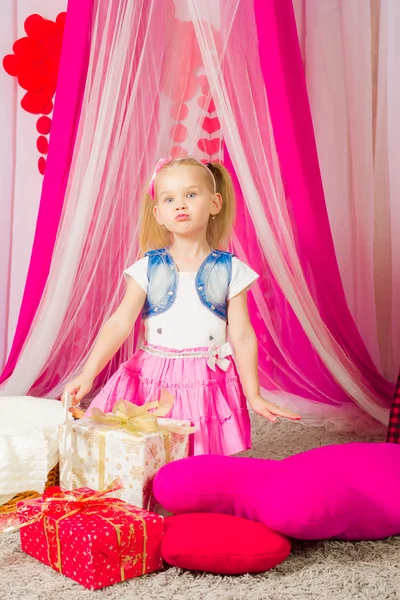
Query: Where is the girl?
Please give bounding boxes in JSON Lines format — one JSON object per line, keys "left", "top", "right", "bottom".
{"left": 63, "top": 157, "right": 301, "bottom": 455}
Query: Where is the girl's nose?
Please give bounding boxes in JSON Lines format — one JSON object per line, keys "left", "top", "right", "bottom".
{"left": 176, "top": 201, "right": 187, "bottom": 210}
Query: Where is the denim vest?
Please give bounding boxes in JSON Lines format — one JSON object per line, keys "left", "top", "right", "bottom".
{"left": 142, "top": 248, "right": 233, "bottom": 321}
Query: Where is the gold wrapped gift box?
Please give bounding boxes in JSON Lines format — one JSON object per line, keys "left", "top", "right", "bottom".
{"left": 59, "top": 393, "right": 194, "bottom": 510}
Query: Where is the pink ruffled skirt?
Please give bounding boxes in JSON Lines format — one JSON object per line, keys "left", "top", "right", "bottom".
{"left": 86, "top": 342, "right": 251, "bottom": 456}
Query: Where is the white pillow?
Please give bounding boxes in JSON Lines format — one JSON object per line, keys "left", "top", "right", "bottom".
{"left": 0, "top": 396, "right": 65, "bottom": 505}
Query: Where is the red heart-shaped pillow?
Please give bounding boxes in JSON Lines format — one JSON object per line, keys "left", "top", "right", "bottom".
{"left": 162, "top": 513, "right": 291, "bottom": 575}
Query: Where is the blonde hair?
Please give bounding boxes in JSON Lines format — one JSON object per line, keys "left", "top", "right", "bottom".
{"left": 139, "top": 157, "right": 236, "bottom": 253}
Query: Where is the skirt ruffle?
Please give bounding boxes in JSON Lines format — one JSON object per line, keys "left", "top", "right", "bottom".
{"left": 87, "top": 343, "right": 251, "bottom": 456}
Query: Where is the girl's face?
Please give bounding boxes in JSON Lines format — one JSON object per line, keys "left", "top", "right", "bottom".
{"left": 153, "top": 164, "right": 222, "bottom": 240}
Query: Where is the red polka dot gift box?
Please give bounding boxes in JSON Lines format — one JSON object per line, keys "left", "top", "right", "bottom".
{"left": 17, "top": 481, "right": 164, "bottom": 590}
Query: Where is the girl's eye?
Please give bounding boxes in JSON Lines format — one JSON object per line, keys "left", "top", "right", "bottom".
{"left": 187, "top": 192, "right": 197, "bottom": 199}
{"left": 165, "top": 197, "right": 174, "bottom": 203}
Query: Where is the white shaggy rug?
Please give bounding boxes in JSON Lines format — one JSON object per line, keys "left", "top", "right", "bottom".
{"left": 2, "top": 416, "right": 399, "bottom": 600}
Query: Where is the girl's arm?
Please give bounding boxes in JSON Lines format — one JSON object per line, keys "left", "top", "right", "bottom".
{"left": 228, "top": 290, "right": 301, "bottom": 422}
{"left": 63, "top": 277, "right": 146, "bottom": 405}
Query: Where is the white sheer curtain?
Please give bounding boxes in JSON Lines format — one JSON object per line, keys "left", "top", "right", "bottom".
{"left": 294, "top": 0, "right": 379, "bottom": 368}
{"left": 0, "top": 0, "right": 177, "bottom": 396}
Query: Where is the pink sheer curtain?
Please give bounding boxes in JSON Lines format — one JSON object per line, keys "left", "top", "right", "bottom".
{"left": 0, "top": 0, "right": 171, "bottom": 398}
{"left": 189, "top": 0, "right": 390, "bottom": 428}
{"left": 297, "top": 1, "right": 379, "bottom": 370}
{"left": 293, "top": 0, "right": 400, "bottom": 384}
{"left": 0, "top": 0, "right": 92, "bottom": 384}
{"left": 0, "top": 0, "right": 393, "bottom": 433}
{"left": 251, "top": 0, "right": 391, "bottom": 401}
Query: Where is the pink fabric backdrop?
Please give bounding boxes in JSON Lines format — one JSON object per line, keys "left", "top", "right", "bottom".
{"left": 0, "top": 0, "right": 92, "bottom": 384}
{"left": 250, "top": 0, "right": 392, "bottom": 403}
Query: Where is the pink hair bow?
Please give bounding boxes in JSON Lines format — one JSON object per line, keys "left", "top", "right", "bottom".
{"left": 148, "top": 156, "right": 172, "bottom": 199}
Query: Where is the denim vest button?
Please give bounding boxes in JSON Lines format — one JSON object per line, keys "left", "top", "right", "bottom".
{"left": 197, "top": 286, "right": 203, "bottom": 291}
{"left": 210, "top": 305, "right": 215, "bottom": 310}
{"left": 212, "top": 253, "right": 218, "bottom": 257}
{"left": 168, "top": 291, "right": 173, "bottom": 296}
{"left": 154, "top": 307, "right": 159, "bottom": 312}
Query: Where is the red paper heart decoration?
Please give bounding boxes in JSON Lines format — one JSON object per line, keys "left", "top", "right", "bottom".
{"left": 202, "top": 116, "right": 221, "bottom": 135}
{"left": 3, "top": 13, "right": 66, "bottom": 114}
{"left": 3, "top": 11, "right": 66, "bottom": 175}
{"left": 198, "top": 138, "right": 222, "bottom": 156}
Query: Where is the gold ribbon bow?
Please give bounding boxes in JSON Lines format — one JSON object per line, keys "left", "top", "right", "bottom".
{"left": 43, "top": 477, "right": 124, "bottom": 508}
{"left": 1, "top": 479, "right": 124, "bottom": 534}
{"left": 86, "top": 391, "right": 196, "bottom": 491}
{"left": 89, "top": 390, "right": 196, "bottom": 437}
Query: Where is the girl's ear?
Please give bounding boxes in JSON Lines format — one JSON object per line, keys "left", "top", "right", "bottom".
{"left": 153, "top": 204, "right": 163, "bottom": 225}
{"left": 211, "top": 193, "right": 223, "bottom": 216}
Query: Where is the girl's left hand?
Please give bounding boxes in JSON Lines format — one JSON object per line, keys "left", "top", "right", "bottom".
{"left": 249, "top": 395, "right": 302, "bottom": 422}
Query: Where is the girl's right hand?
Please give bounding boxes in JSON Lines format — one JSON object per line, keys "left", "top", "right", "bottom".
{"left": 62, "top": 375, "right": 94, "bottom": 409}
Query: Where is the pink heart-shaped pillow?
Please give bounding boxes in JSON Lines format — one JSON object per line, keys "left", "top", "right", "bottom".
{"left": 154, "top": 442, "right": 400, "bottom": 541}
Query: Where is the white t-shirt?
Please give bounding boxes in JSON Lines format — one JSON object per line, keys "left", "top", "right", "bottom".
{"left": 124, "top": 256, "right": 259, "bottom": 350}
